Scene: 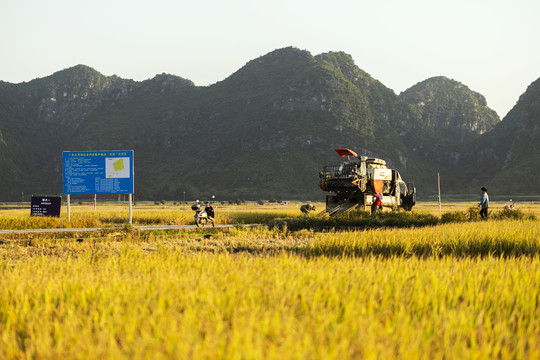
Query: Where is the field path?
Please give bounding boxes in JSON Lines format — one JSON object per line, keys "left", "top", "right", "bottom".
{"left": 0, "top": 224, "right": 259, "bottom": 234}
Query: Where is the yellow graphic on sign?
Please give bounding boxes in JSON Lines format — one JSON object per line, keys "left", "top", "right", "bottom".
{"left": 106, "top": 157, "right": 130, "bottom": 178}
{"left": 113, "top": 159, "right": 124, "bottom": 171}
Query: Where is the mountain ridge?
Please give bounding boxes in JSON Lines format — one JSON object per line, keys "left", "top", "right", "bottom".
{"left": 0, "top": 47, "right": 537, "bottom": 201}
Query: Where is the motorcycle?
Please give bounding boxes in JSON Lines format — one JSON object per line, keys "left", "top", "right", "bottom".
{"left": 191, "top": 204, "right": 215, "bottom": 227}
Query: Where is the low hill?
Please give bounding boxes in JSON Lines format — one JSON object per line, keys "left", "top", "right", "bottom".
{"left": 399, "top": 76, "right": 500, "bottom": 141}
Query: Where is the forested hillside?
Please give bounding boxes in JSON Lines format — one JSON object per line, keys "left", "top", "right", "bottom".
{"left": 0, "top": 47, "right": 537, "bottom": 201}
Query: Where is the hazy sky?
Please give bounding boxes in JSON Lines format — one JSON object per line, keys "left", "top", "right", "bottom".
{"left": 1, "top": 0, "right": 539, "bottom": 118}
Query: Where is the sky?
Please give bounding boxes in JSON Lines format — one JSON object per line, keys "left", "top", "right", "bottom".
{"left": 1, "top": 0, "right": 539, "bottom": 118}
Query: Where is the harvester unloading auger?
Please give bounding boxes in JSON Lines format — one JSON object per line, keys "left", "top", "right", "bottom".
{"left": 319, "top": 148, "right": 416, "bottom": 216}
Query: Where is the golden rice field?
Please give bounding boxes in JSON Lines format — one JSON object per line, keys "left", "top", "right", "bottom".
{"left": 0, "top": 202, "right": 539, "bottom": 359}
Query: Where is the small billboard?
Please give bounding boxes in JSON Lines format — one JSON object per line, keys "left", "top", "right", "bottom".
{"left": 31, "top": 196, "right": 61, "bottom": 217}
{"left": 63, "top": 150, "right": 134, "bottom": 195}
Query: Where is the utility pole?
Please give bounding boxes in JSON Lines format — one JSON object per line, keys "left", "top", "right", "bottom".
{"left": 437, "top": 172, "right": 441, "bottom": 210}
{"left": 183, "top": 191, "right": 186, "bottom": 204}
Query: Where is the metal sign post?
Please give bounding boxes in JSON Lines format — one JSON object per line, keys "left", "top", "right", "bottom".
{"left": 129, "top": 193, "right": 133, "bottom": 225}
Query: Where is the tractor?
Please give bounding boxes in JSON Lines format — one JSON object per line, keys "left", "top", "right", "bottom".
{"left": 319, "top": 148, "right": 416, "bottom": 215}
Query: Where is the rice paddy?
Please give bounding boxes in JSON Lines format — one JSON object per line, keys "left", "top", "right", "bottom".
{"left": 0, "top": 201, "right": 539, "bottom": 359}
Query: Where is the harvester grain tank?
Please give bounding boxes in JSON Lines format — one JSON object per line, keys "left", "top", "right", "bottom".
{"left": 319, "top": 148, "right": 416, "bottom": 215}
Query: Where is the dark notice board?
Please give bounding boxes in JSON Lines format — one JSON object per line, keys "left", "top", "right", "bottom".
{"left": 31, "top": 196, "right": 62, "bottom": 217}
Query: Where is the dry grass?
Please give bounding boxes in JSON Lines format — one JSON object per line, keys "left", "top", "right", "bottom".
{"left": 1, "top": 201, "right": 538, "bottom": 230}
{"left": 0, "top": 204, "right": 539, "bottom": 359}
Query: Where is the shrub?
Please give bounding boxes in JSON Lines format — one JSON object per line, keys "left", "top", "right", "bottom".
{"left": 441, "top": 211, "right": 468, "bottom": 223}
{"left": 492, "top": 209, "right": 537, "bottom": 221}
{"left": 440, "top": 207, "right": 535, "bottom": 223}
{"left": 273, "top": 211, "right": 439, "bottom": 231}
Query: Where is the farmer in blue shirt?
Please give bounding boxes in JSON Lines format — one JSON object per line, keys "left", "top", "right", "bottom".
{"left": 479, "top": 187, "right": 489, "bottom": 218}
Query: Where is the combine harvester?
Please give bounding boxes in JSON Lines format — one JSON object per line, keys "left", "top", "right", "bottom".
{"left": 319, "top": 148, "right": 416, "bottom": 216}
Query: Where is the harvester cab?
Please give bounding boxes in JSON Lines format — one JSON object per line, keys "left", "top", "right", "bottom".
{"left": 319, "top": 148, "right": 416, "bottom": 215}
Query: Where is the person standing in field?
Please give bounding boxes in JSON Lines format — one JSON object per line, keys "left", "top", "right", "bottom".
{"left": 371, "top": 192, "right": 383, "bottom": 215}
{"left": 478, "top": 187, "right": 489, "bottom": 218}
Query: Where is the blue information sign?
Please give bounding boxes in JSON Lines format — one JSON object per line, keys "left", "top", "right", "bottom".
{"left": 63, "top": 150, "right": 134, "bottom": 195}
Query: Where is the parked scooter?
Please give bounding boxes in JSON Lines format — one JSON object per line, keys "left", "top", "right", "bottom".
{"left": 191, "top": 203, "right": 215, "bottom": 227}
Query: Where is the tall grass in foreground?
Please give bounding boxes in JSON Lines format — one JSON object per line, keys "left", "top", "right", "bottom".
{"left": 0, "top": 249, "right": 538, "bottom": 359}
{"left": 302, "top": 219, "right": 540, "bottom": 258}
{"left": 0, "top": 219, "right": 539, "bottom": 358}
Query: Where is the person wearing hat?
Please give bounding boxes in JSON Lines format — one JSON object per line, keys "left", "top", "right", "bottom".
{"left": 478, "top": 187, "right": 489, "bottom": 218}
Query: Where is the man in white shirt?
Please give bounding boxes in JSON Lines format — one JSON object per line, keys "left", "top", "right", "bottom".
{"left": 479, "top": 187, "right": 489, "bottom": 218}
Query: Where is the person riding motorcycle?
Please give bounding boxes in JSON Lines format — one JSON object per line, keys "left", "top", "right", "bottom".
{"left": 192, "top": 202, "right": 214, "bottom": 227}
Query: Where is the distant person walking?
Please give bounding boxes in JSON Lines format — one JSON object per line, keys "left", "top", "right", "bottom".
{"left": 478, "top": 187, "right": 489, "bottom": 218}
{"left": 300, "top": 203, "right": 316, "bottom": 216}
{"left": 371, "top": 192, "right": 383, "bottom": 215}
